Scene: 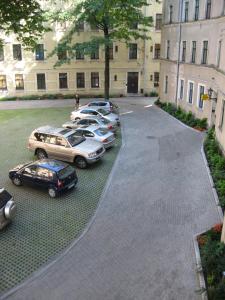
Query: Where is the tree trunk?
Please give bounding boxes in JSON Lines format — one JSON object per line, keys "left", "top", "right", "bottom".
{"left": 104, "top": 29, "right": 110, "bottom": 100}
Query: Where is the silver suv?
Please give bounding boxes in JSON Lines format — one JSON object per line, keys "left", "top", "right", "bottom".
{"left": 0, "top": 188, "right": 16, "bottom": 230}
{"left": 28, "top": 126, "right": 105, "bottom": 169}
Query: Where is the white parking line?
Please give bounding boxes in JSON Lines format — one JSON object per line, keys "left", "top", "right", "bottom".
{"left": 120, "top": 111, "right": 133, "bottom": 115}
{"left": 144, "top": 104, "right": 153, "bottom": 108}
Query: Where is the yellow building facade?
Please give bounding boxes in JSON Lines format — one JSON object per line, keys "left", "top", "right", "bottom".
{"left": 0, "top": 0, "right": 162, "bottom": 99}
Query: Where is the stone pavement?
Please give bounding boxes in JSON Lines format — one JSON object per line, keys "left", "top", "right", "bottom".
{"left": 1, "top": 98, "right": 221, "bottom": 300}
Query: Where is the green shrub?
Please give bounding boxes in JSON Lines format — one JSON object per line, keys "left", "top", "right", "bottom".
{"left": 149, "top": 91, "right": 158, "bottom": 97}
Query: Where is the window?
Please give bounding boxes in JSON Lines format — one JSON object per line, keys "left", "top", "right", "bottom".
{"left": 0, "top": 46, "right": 4, "bottom": 61}
{"left": 109, "top": 45, "right": 113, "bottom": 60}
{"left": 114, "top": 75, "right": 117, "bottom": 81}
{"left": 154, "top": 44, "right": 161, "bottom": 59}
{"left": 165, "top": 75, "right": 168, "bottom": 94}
{"left": 219, "top": 100, "right": 225, "bottom": 129}
{"left": 194, "top": 0, "right": 200, "bottom": 20}
{"left": 36, "top": 168, "right": 53, "bottom": 179}
{"left": 56, "top": 22, "right": 67, "bottom": 31}
{"left": 91, "top": 72, "right": 99, "bottom": 88}
{"left": 191, "top": 41, "right": 196, "bottom": 63}
{"left": 115, "top": 45, "right": 118, "bottom": 52}
{"left": 0, "top": 75, "right": 7, "bottom": 90}
{"left": 202, "top": 41, "right": 208, "bottom": 64}
{"left": 182, "top": 41, "right": 186, "bottom": 62}
{"left": 76, "top": 73, "right": 85, "bottom": 88}
{"left": 76, "top": 44, "right": 84, "bottom": 60}
{"left": 91, "top": 46, "right": 99, "bottom": 59}
{"left": 217, "top": 40, "right": 222, "bottom": 68}
{"left": 15, "top": 74, "right": 24, "bottom": 90}
{"left": 57, "top": 46, "right": 67, "bottom": 61}
{"left": 35, "top": 44, "right": 44, "bottom": 60}
{"left": 37, "top": 73, "right": 46, "bottom": 90}
{"left": 179, "top": 79, "right": 184, "bottom": 100}
{"left": 13, "top": 44, "right": 22, "bottom": 60}
{"left": 155, "top": 14, "right": 162, "bottom": 30}
{"left": 198, "top": 85, "right": 204, "bottom": 109}
{"left": 184, "top": 1, "right": 189, "bottom": 22}
{"left": 169, "top": 5, "right": 173, "bottom": 23}
{"left": 154, "top": 72, "right": 159, "bottom": 87}
{"left": 59, "top": 73, "right": 68, "bottom": 89}
{"left": 129, "top": 43, "right": 137, "bottom": 59}
{"left": 188, "top": 82, "right": 194, "bottom": 104}
{"left": 206, "top": 0, "right": 211, "bottom": 19}
{"left": 223, "top": 0, "right": 225, "bottom": 15}
{"left": 166, "top": 40, "right": 170, "bottom": 59}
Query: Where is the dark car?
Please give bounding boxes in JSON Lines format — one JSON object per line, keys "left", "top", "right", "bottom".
{"left": 9, "top": 159, "right": 78, "bottom": 198}
{"left": 0, "top": 188, "right": 16, "bottom": 230}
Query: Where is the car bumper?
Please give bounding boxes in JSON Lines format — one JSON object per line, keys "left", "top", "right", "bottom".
{"left": 59, "top": 178, "right": 78, "bottom": 192}
{"left": 86, "top": 148, "right": 105, "bottom": 164}
{"left": 103, "top": 139, "right": 115, "bottom": 149}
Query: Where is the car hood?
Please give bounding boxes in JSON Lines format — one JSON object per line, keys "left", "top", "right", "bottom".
{"left": 73, "top": 139, "right": 102, "bottom": 153}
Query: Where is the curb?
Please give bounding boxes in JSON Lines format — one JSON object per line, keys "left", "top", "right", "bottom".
{"left": 200, "top": 146, "right": 224, "bottom": 222}
{"left": 193, "top": 233, "right": 208, "bottom": 300}
{"left": 0, "top": 126, "right": 125, "bottom": 300}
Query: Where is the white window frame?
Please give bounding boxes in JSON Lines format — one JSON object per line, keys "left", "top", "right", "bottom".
{"left": 197, "top": 83, "right": 206, "bottom": 110}
{"left": 36, "top": 72, "right": 47, "bottom": 90}
{"left": 187, "top": 80, "right": 194, "bottom": 104}
{"left": 219, "top": 100, "right": 225, "bottom": 130}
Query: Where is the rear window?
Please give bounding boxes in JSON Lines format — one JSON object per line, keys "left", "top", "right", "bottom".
{"left": 0, "top": 189, "right": 12, "bottom": 208}
{"left": 67, "top": 133, "right": 85, "bottom": 146}
{"left": 58, "top": 165, "right": 75, "bottom": 179}
{"left": 94, "top": 128, "right": 108, "bottom": 136}
{"left": 100, "top": 118, "right": 110, "bottom": 124}
{"left": 98, "top": 108, "right": 110, "bottom": 116}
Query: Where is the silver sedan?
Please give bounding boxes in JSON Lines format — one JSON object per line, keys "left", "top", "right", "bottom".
{"left": 74, "top": 125, "right": 116, "bottom": 149}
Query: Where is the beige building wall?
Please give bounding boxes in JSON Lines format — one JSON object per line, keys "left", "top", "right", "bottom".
{"left": 159, "top": 0, "right": 225, "bottom": 133}
{"left": 0, "top": 0, "right": 162, "bottom": 98}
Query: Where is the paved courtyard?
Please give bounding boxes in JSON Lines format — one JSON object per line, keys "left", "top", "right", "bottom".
{"left": 0, "top": 97, "right": 222, "bottom": 300}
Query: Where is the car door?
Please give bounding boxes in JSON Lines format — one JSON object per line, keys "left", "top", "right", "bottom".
{"left": 55, "top": 136, "right": 72, "bottom": 162}
{"left": 35, "top": 167, "right": 54, "bottom": 190}
{"left": 82, "top": 129, "right": 95, "bottom": 141}
{"left": 44, "top": 135, "right": 61, "bottom": 159}
{"left": 21, "top": 165, "right": 38, "bottom": 186}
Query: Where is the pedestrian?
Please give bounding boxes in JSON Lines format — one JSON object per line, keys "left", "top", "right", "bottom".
{"left": 75, "top": 94, "right": 80, "bottom": 110}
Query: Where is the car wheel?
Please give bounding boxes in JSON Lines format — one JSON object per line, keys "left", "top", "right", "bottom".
{"left": 48, "top": 187, "right": 57, "bottom": 198}
{"left": 37, "top": 149, "right": 48, "bottom": 159}
{"left": 75, "top": 117, "right": 80, "bottom": 121}
{"left": 12, "top": 176, "right": 22, "bottom": 186}
{"left": 75, "top": 156, "right": 87, "bottom": 169}
{"left": 4, "top": 200, "right": 16, "bottom": 220}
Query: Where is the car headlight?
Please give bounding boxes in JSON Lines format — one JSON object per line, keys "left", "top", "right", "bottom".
{"left": 88, "top": 152, "right": 97, "bottom": 158}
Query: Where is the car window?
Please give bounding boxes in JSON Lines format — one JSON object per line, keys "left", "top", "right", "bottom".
{"left": 58, "top": 165, "right": 75, "bottom": 179}
{"left": 99, "top": 103, "right": 106, "bottom": 106}
{"left": 89, "top": 120, "right": 97, "bottom": 125}
{"left": 74, "top": 130, "right": 83, "bottom": 137}
{"left": 67, "top": 132, "right": 85, "bottom": 146}
{"left": 34, "top": 132, "right": 45, "bottom": 142}
{"left": 97, "top": 108, "right": 110, "bottom": 116}
{"left": 100, "top": 118, "right": 110, "bottom": 124}
{"left": 94, "top": 128, "right": 108, "bottom": 136}
{"left": 83, "top": 131, "right": 94, "bottom": 137}
{"left": 36, "top": 167, "right": 54, "bottom": 179}
{"left": 78, "top": 119, "right": 87, "bottom": 125}
{"left": 45, "top": 135, "right": 57, "bottom": 145}
{"left": 80, "top": 109, "right": 90, "bottom": 114}
{"left": 89, "top": 111, "right": 98, "bottom": 116}
{"left": 23, "top": 165, "right": 37, "bottom": 175}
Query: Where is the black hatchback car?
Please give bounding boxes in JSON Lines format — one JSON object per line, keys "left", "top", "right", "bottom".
{"left": 9, "top": 159, "right": 78, "bottom": 198}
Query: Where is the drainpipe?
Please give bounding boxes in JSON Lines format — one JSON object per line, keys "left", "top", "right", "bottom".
{"left": 175, "top": 0, "right": 183, "bottom": 107}
{"left": 143, "top": 4, "right": 148, "bottom": 95}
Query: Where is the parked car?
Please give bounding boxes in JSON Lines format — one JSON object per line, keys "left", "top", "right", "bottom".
{"left": 0, "top": 188, "right": 16, "bottom": 229}
{"left": 28, "top": 126, "right": 105, "bottom": 169}
{"left": 62, "top": 116, "right": 117, "bottom": 132}
{"left": 70, "top": 108, "right": 120, "bottom": 126}
{"left": 9, "top": 159, "right": 78, "bottom": 198}
{"left": 74, "top": 125, "right": 115, "bottom": 149}
{"left": 82, "top": 100, "right": 118, "bottom": 112}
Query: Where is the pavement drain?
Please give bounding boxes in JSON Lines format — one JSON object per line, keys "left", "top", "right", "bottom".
{"left": 0, "top": 107, "right": 121, "bottom": 295}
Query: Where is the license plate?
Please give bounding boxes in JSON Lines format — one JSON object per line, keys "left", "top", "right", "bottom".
{"left": 68, "top": 183, "right": 75, "bottom": 189}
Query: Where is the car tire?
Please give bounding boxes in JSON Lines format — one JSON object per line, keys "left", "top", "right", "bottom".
{"left": 12, "top": 176, "right": 22, "bottom": 186}
{"left": 75, "top": 117, "right": 80, "bottom": 121}
{"left": 75, "top": 156, "right": 87, "bottom": 169}
{"left": 37, "top": 149, "right": 48, "bottom": 160}
{"left": 4, "top": 200, "right": 16, "bottom": 220}
{"left": 48, "top": 187, "right": 57, "bottom": 198}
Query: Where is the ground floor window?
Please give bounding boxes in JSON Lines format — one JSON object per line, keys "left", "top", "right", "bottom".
{"left": 165, "top": 75, "right": 168, "bottom": 94}
{"left": 91, "top": 72, "right": 99, "bottom": 88}
{"left": 219, "top": 100, "right": 225, "bottom": 129}
{"left": 76, "top": 73, "right": 85, "bottom": 88}
{"left": 59, "top": 73, "right": 68, "bottom": 89}
{"left": 15, "top": 74, "right": 24, "bottom": 90}
{"left": 179, "top": 79, "right": 184, "bottom": 100}
{"left": 0, "top": 75, "right": 7, "bottom": 90}
{"left": 198, "top": 85, "right": 204, "bottom": 109}
{"left": 37, "top": 73, "right": 46, "bottom": 90}
{"left": 188, "top": 82, "right": 194, "bottom": 104}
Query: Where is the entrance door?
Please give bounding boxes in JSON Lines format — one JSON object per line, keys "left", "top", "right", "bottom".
{"left": 127, "top": 72, "right": 138, "bottom": 94}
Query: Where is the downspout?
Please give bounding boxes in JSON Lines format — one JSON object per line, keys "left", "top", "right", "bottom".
{"left": 143, "top": 4, "right": 148, "bottom": 95}
{"left": 175, "top": 0, "right": 183, "bottom": 107}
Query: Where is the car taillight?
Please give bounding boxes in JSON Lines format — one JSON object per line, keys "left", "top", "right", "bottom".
{"left": 102, "top": 138, "right": 108, "bottom": 143}
{"left": 108, "top": 125, "right": 113, "bottom": 129}
{"left": 57, "top": 180, "right": 63, "bottom": 188}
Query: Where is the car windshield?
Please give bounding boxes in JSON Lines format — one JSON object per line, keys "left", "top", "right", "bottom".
{"left": 58, "top": 165, "right": 75, "bottom": 179}
{"left": 67, "top": 133, "right": 85, "bottom": 146}
{"left": 94, "top": 128, "right": 108, "bottom": 136}
{"left": 100, "top": 118, "right": 110, "bottom": 124}
{"left": 98, "top": 108, "right": 110, "bottom": 116}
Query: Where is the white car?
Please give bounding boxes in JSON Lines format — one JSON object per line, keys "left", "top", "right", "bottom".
{"left": 70, "top": 108, "right": 120, "bottom": 126}
{"left": 74, "top": 125, "right": 116, "bottom": 149}
{"left": 82, "top": 100, "right": 117, "bottom": 112}
{"left": 62, "top": 116, "right": 117, "bottom": 132}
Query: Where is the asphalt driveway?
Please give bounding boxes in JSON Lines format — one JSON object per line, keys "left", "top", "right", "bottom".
{"left": 1, "top": 98, "right": 221, "bottom": 300}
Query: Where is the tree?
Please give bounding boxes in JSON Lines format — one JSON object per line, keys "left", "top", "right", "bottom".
{"left": 49, "top": 0, "right": 153, "bottom": 99}
{"left": 0, "top": 0, "right": 48, "bottom": 48}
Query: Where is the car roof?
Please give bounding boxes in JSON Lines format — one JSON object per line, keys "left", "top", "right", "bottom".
{"left": 34, "top": 159, "right": 68, "bottom": 172}
{"left": 79, "top": 125, "right": 101, "bottom": 132}
{"left": 35, "top": 126, "right": 74, "bottom": 137}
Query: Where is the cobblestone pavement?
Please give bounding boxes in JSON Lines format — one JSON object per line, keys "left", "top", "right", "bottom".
{"left": 1, "top": 99, "right": 221, "bottom": 300}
